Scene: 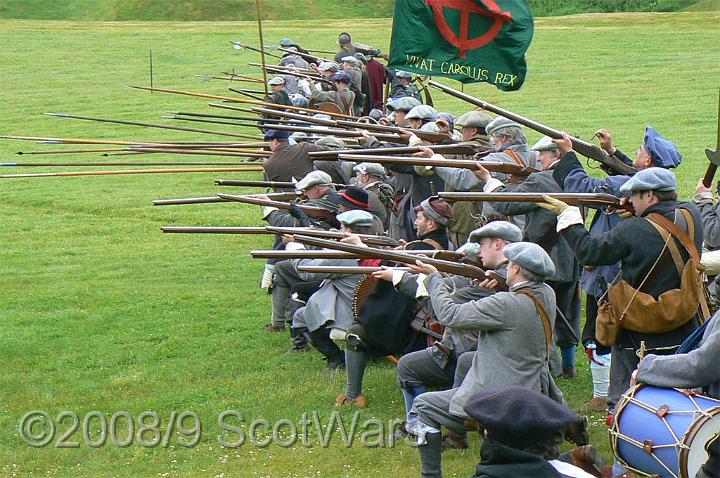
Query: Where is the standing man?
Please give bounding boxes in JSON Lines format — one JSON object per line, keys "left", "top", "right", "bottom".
{"left": 391, "top": 71, "right": 423, "bottom": 102}
{"left": 541, "top": 141, "right": 702, "bottom": 413}
{"left": 364, "top": 53, "right": 388, "bottom": 110}
{"left": 334, "top": 32, "right": 357, "bottom": 63}
{"left": 262, "top": 130, "right": 326, "bottom": 183}
{"left": 265, "top": 76, "right": 292, "bottom": 107}
{"left": 553, "top": 126, "right": 683, "bottom": 409}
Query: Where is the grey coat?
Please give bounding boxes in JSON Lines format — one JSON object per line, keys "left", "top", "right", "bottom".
{"left": 433, "top": 144, "right": 539, "bottom": 191}
{"left": 289, "top": 257, "right": 361, "bottom": 332}
{"left": 488, "top": 166, "right": 580, "bottom": 283}
{"left": 695, "top": 196, "right": 720, "bottom": 249}
{"left": 426, "top": 276, "right": 557, "bottom": 416}
{"left": 636, "top": 315, "right": 720, "bottom": 399}
{"left": 396, "top": 273, "right": 484, "bottom": 356}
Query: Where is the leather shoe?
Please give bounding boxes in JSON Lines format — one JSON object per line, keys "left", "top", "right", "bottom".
{"left": 264, "top": 323, "right": 286, "bottom": 333}
{"left": 335, "top": 393, "right": 367, "bottom": 408}
{"left": 562, "top": 366, "right": 576, "bottom": 379}
{"left": 584, "top": 396, "right": 608, "bottom": 412}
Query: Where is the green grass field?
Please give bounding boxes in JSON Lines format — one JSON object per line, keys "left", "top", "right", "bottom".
{"left": 1, "top": 11, "right": 719, "bottom": 477}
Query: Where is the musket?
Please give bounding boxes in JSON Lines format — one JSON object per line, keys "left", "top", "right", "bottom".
{"left": 292, "top": 235, "right": 488, "bottom": 279}
{"left": 298, "top": 266, "right": 412, "bottom": 274}
{"left": 250, "top": 107, "right": 339, "bottom": 126}
{"left": 111, "top": 148, "right": 268, "bottom": 158}
{"left": 213, "top": 179, "right": 347, "bottom": 189}
{"left": 338, "top": 154, "right": 537, "bottom": 177}
{"left": 153, "top": 192, "right": 297, "bottom": 206}
{"left": 217, "top": 193, "right": 337, "bottom": 220}
{"left": 309, "top": 142, "right": 483, "bottom": 160}
{"left": 438, "top": 192, "right": 633, "bottom": 212}
{"left": 250, "top": 249, "right": 453, "bottom": 259}
{"left": 230, "top": 41, "right": 283, "bottom": 59}
{"left": 161, "top": 226, "right": 399, "bottom": 247}
{"left": 44, "top": 113, "right": 262, "bottom": 140}
{"left": 428, "top": 80, "right": 637, "bottom": 175}
{"left": 1, "top": 167, "right": 264, "bottom": 179}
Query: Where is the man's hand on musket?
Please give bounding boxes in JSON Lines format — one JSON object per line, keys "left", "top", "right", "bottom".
{"left": 553, "top": 132, "right": 574, "bottom": 154}
{"left": 340, "top": 234, "right": 364, "bottom": 246}
{"left": 435, "top": 119, "right": 452, "bottom": 135}
{"left": 399, "top": 130, "right": 414, "bottom": 144}
{"left": 281, "top": 234, "right": 295, "bottom": 244}
{"left": 413, "top": 146, "right": 434, "bottom": 158}
{"left": 371, "top": 266, "right": 395, "bottom": 282}
{"left": 594, "top": 128, "right": 616, "bottom": 155}
{"left": 696, "top": 178, "right": 713, "bottom": 195}
{"left": 473, "top": 163, "right": 492, "bottom": 182}
{"left": 617, "top": 196, "right": 634, "bottom": 218}
{"left": 253, "top": 194, "right": 271, "bottom": 201}
{"left": 536, "top": 194, "right": 570, "bottom": 215}
{"left": 408, "top": 259, "right": 438, "bottom": 275}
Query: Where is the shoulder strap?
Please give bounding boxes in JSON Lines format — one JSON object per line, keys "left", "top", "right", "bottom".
{"left": 516, "top": 289, "right": 552, "bottom": 357}
{"left": 647, "top": 211, "right": 700, "bottom": 263}
{"left": 646, "top": 218, "right": 685, "bottom": 275}
{"left": 421, "top": 238, "right": 444, "bottom": 251}
{"left": 503, "top": 148, "right": 527, "bottom": 167}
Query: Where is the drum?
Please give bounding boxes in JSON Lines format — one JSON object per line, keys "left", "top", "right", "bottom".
{"left": 611, "top": 384, "right": 720, "bottom": 478}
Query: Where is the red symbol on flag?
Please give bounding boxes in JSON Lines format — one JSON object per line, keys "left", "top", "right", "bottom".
{"left": 425, "top": 0, "right": 513, "bottom": 58}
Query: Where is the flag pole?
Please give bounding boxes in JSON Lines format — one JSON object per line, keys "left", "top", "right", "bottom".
{"left": 255, "top": 0, "right": 269, "bottom": 97}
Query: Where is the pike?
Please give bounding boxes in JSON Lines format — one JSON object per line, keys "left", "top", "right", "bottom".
{"left": 338, "top": 154, "right": 538, "bottom": 177}
{"left": 153, "top": 192, "right": 297, "bottom": 206}
{"left": 16, "top": 148, "right": 124, "bottom": 155}
{"left": 292, "top": 235, "right": 489, "bottom": 279}
{"left": 428, "top": 80, "right": 637, "bottom": 175}
{"left": 258, "top": 123, "right": 401, "bottom": 142}
{"left": 276, "top": 46, "right": 332, "bottom": 64}
{"left": 437, "top": 192, "right": 631, "bottom": 212}
{"left": 228, "top": 88, "right": 266, "bottom": 101}
{"left": 217, "top": 193, "right": 337, "bottom": 220}
{"left": 1, "top": 135, "right": 268, "bottom": 147}
{"left": 1, "top": 167, "right": 263, "bottom": 179}
{"left": 229, "top": 41, "right": 283, "bottom": 59}
{"left": 193, "top": 74, "right": 264, "bottom": 83}
{"left": 168, "top": 111, "right": 288, "bottom": 124}
{"left": 161, "top": 226, "right": 400, "bottom": 247}
{"left": 221, "top": 72, "right": 265, "bottom": 83}
{"left": 214, "top": 179, "right": 347, "bottom": 188}
{"left": 2, "top": 161, "right": 266, "bottom": 167}
{"left": 202, "top": 98, "right": 356, "bottom": 120}
{"left": 309, "top": 142, "right": 483, "bottom": 160}
{"left": 702, "top": 89, "right": 720, "bottom": 187}
{"left": 249, "top": 107, "right": 451, "bottom": 143}
{"left": 162, "top": 115, "right": 271, "bottom": 129}
{"left": 44, "top": 113, "right": 263, "bottom": 140}
{"left": 114, "top": 147, "right": 268, "bottom": 158}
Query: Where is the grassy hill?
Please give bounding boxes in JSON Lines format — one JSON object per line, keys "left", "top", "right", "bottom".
{"left": 0, "top": 0, "right": 715, "bottom": 20}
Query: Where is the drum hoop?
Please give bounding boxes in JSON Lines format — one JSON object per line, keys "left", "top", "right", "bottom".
{"left": 612, "top": 384, "right": 720, "bottom": 478}
{"left": 678, "top": 405, "right": 720, "bottom": 478}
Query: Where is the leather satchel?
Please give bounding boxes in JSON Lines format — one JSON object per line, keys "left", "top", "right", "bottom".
{"left": 596, "top": 209, "right": 708, "bottom": 346}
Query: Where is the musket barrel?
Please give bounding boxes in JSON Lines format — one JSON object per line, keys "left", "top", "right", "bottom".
{"left": 162, "top": 226, "right": 268, "bottom": 233}
{"left": 298, "top": 266, "right": 412, "bottom": 274}
{"left": 427, "top": 80, "right": 636, "bottom": 175}
{"left": 308, "top": 143, "right": 484, "bottom": 159}
{"left": 338, "top": 154, "right": 534, "bottom": 176}
{"left": 438, "top": 191, "right": 624, "bottom": 208}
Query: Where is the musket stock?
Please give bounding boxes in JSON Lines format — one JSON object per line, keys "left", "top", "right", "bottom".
{"left": 428, "top": 80, "right": 636, "bottom": 175}
{"left": 292, "top": 235, "right": 488, "bottom": 279}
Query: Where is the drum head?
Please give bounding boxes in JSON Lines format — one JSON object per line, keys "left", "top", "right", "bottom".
{"left": 684, "top": 409, "right": 720, "bottom": 478}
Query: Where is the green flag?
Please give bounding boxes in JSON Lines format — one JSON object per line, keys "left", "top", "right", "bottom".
{"left": 388, "top": 0, "right": 534, "bottom": 91}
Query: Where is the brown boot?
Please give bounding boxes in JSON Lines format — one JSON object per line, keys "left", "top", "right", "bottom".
{"left": 584, "top": 396, "right": 608, "bottom": 412}
{"left": 264, "top": 323, "right": 286, "bottom": 333}
{"left": 569, "top": 445, "right": 604, "bottom": 478}
{"left": 335, "top": 393, "right": 367, "bottom": 408}
{"left": 441, "top": 432, "right": 469, "bottom": 450}
{"left": 562, "top": 366, "right": 576, "bottom": 379}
